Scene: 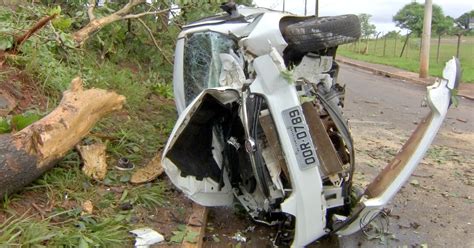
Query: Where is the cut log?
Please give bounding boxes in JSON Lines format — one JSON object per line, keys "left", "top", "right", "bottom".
{"left": 0, "top": 77, "right": 125, "bottom": 197}
{"left": 77, "top": 142, "right": 108, "bottom": 180}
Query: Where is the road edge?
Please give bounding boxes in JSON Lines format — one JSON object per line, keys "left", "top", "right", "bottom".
{"left": 336, "top": 57, "right": 474, "bottom": 101}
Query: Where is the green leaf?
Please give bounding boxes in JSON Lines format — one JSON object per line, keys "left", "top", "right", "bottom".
{"left": 0, "top": 35, "right": 13, "bottom": 50}
{"left": 0, "top": 118, "right": 10, "bottom": 134}
{"left": 280, "top": 68, "right": 294, "bottom": 84}
{"left": 170, "top": 230, "right": 185, "bottom": 243}
{"left": 119, "top": 174, "right": 131, "bottom": 183}
{"left": 119, "top": 189, "right": 129, "bottom": 202}
{"left": 49, "top": 6, "right": 62, "bottom": 16}
{"left": 11, "top": 113, "right": 42, "bottom": 131}
{"left": 78, "top": 237, "right": 90, "bottom": 248}
{"left": 450, "top": 88, "right": 459, "bottom": 108}
{"left": 184, "top": 230, "right": 199, "bottom": 243}
{"left": 52, "top": 17, "right": 72, "bottom": 31}
{"left": 177, "top": 224, "right": 186, "bottom": 231}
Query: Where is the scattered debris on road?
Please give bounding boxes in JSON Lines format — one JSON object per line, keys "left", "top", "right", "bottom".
{"left": 130, "top": 227, "right": 164, "bottom": 248}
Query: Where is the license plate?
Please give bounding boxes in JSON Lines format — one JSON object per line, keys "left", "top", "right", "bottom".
{"left": 282, "top": 106, "right": 320, "bottom": 170}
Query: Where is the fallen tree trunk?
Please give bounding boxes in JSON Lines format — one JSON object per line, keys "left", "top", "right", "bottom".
{"left": 0, "top": 77, "right": 125, "bottom": 197}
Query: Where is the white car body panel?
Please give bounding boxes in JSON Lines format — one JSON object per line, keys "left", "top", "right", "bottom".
{"left": 163, "top": 88, "right": 240, "bottom": 206}
{"left": 250, "top": 51, "right": 327, "bottom": 246}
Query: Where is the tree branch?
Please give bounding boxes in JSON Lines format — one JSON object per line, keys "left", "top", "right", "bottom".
{"left": 136, "top": 18, "right": 172, "bottom": 65}
{"left": 73, "top": 0, "right": 172, "bottom": 45}
{"left": 123, "top": 9, "right": 169, "bottom": 19}
{"left": 115, "top": 0, "right": 147, "bottom": 17}
{"left": 11, "top": 14, "right": 57, "bottom": 54}
{"left": 87, "top": 0, "right": 96, "bottom": 21}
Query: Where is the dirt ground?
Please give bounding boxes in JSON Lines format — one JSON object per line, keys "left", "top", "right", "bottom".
{"left": 202, "top": 64, "right": 474, "bottom": 247}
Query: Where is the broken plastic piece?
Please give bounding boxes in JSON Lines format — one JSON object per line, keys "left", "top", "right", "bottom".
{"left": 130, "top": 228, "right": 164, "bottom": 248}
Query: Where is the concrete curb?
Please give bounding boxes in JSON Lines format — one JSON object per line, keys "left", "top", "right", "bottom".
{"left": 336, "top": 58, "right": 474, "bottom": 101}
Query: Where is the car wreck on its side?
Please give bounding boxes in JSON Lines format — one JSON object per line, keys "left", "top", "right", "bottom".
{"left": 161, "top": 5, "right": 461, "bottom": 247}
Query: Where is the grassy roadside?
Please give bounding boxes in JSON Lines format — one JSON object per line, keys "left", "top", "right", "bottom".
{"left": 0, "top": 5, "right": 189, "bottom": 247}
{"left": 338, "top": 36, "right": 474, "bottom": 83}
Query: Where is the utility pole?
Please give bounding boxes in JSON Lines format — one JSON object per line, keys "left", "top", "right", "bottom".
{"left": 304, "top": 0, "right": 307, "bottom": 16}
{"left": 283, "top": 0, "right": 285, "bottom": 12}
{"left": 315, "top": 0, "right": 319, "bottom": 17}
{"left": 419, "top": 0, "right": 432, "bottom": 78}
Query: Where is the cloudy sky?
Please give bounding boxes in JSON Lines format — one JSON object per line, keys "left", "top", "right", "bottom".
{"left": 253, "top": 0, "right": 473, "bottom": 33}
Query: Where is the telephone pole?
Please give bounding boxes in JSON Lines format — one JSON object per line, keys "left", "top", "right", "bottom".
{"left": 419, "top": 0, "right": 432, "bottom": 78}
{"left": 304, "top": 0, "right": 307, "bottom": 15}
{"left": 315, "top": 0, "right": 319, "bottom": 17}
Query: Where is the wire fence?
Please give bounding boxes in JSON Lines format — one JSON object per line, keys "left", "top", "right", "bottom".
{"left": 340, "top": 34, "right": 474, "bottom": 64}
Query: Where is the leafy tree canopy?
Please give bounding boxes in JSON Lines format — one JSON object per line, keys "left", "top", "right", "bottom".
{"left": 383, "top": 30, "right": 402, "bottom": 39}
{"left": 455, "top": 10, "right": 474, "bottom": 30}
{"left": 434, "top": 15, "right": 454, "bottom": 35}
{"left": 358, "top": 13, "right": 376, "bottom": 38}
{"left": 393, "top": 2, "right": 445, "bottom": 36}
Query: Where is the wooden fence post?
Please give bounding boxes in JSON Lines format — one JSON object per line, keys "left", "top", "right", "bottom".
{"left": 436, "top": 34, "right": 441, "bottom": 63}
{"left": 456, "top": 34, "right": 462, "bottom": 58}
{"left": 374, "top": 32, "right": 381, "bottom": 56}
{"left": 394, "top": 36, "right": 397, "bottom": 56}
{"left": 383, "top": 34, "right": 387, "bottom": 57}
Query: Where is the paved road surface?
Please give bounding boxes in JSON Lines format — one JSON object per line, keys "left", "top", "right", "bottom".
{"left": 340, "top": 64, "right": 473, "bottom": 134}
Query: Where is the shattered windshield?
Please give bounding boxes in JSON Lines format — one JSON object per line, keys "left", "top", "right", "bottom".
{"left": 183, "top": 31, "right": 237, "bottom": 105}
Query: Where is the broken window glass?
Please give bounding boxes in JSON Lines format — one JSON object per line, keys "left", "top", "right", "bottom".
{"left": 183, "top": 31, "right": 237, "bottom": 105}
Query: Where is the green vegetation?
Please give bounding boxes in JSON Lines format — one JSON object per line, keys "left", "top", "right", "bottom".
{"left": 0, "top": 0, "right": 250, "bottom": 239}
{"left": 338, "top": 36, "right": 474, "bottom": 83}
{"left": 393, "top": 2, "right": 447, "bottom": 36}
{"left": 0, "top": 0, "right": 233, "bottom": 245}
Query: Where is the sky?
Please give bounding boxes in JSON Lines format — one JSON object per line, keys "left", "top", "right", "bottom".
{"left": 253, "top": 0, "right": 473, "bottom": 34}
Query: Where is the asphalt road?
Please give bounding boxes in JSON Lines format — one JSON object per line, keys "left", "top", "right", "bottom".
{"left": 205, "top": 64, "right": 474, "bottom": 248}
{"left": 340, "top": 64, "right": 474, "bottom": 135}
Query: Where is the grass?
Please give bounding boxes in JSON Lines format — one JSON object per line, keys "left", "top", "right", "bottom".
{"left": 0, "top": 5, "right": 180, "bottom": 246}
{"left": 0, "top": 208, "right": 132, "bottom": 247}
{"left": 338, "top": 36, "right": 474, "bottom": 83}
{"left": 1, "top": 156, "right": 169, "bottom": 246}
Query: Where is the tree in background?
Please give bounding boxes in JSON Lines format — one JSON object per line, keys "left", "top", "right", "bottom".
{"left": 383, "top": 30, "right": 402, "bottom": 39}
{"left": 359, "top": 13, "right": 376, "bottom": 39}
{"left": 358, "top": 13, "right": 376, "bottom": 54}
{"left": 393, "top": 2, "right": 445, "bottom": 57}
{"left": 452, "top": 10, "right": 474, "bottom": 57}
{"left": 455, "top": 10, "right": 474, "bottom": 32}
{"left": 434, "top": 15, "right": 454, "bottom": 63}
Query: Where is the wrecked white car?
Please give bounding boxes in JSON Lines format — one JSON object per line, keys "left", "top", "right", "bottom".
{"left": 161, "top": 5, "right": 461, "bottom": 247}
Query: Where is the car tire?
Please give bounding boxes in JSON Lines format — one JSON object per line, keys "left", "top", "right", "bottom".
{"left": 281, "top": 14, "right": 361, "bottom": 53}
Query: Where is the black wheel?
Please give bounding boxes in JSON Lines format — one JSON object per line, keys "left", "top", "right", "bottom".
{"left": 281, "top": 14, "right": 361, "bottom": 53}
